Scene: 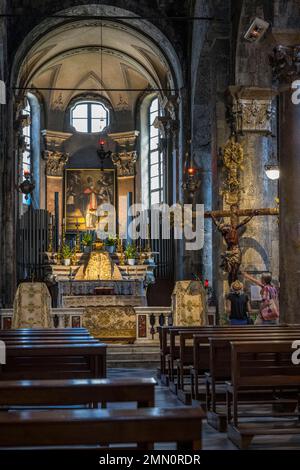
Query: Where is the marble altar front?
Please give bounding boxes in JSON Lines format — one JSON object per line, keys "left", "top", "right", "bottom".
{"left": 62, "top": 295, "right": 146, "bottom": 308}
{"left": 57, "top": 279, "right": 146, "bottom": 308}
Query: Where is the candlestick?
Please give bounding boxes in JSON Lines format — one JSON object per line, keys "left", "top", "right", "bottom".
{"left": 75, "top": 218, "right": 80, "bottom": 253}
{"left": 48, "top": 215, "right": 53, "bottom": 253}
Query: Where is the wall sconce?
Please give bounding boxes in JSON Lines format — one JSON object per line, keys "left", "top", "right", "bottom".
{"left": 183, "top": 165, "right": 201, "bottom": 202}
{"left": 183, "top": 144, "right": 201, "bottom": 202}
{"left": 18, "top": 171, "right": 35, "bottom": 200}
{"left": 97, "top": 138, "right": 112, "bottom": 171}
{"left": 265, "top": 164, "right": 280, "bottom": 180}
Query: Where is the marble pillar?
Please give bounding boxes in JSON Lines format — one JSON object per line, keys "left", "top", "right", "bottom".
{"left": 271, "top": 45, "right": 300, "bottom": 323}
{"left": 228, "top": 87, "right": 279, "bottom": 278}
{"left": 109, "top": 131, "right": 139, "bottom": 236}
{"left": 42, "top": 130, "right": 71, "bottom": 233}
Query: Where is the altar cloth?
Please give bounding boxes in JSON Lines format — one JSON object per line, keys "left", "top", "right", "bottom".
{"left": 172, "top": 280, "right": 208, "bottom": 326}
{"left": 82, "top": 305, "right": 136, "bottom": 342}
{"left": 12, "top": 282, "right": 52, "bottom": 328}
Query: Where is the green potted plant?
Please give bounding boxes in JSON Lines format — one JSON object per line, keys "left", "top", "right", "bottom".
{"left": 105, "top": 235, "right": 117, "bottom": 254}
{"left": 82, "top": 232, "right": 93, "bottom": 253}
{"left": 61, "top": 243, "right": 73, "bottom": 266}
{"left": 125, "top": 242, "right": 137, "bottom": 266}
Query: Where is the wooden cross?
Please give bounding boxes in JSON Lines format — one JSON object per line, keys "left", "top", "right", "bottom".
{"left": 204, "top": 204, "right": 279, "bottom": 286}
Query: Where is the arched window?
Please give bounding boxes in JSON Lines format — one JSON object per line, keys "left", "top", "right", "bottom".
{"left": 22, "top": 98, "right": 32, "bottom": 205}
{"left": 22, "top": 98, "right": 31, "bottom": 176}
{"left": 21, "top": 93, "right": 41, "bottom": 207}
{"left": 149, "top": 97, "right": 164, "bottom": 205}
{"left": 70, "top": 101, "right": 109, "bottom": 133}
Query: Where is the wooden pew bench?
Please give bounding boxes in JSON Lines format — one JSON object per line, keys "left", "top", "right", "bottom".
{"left": 176, "top": 327, "right": 282, "bottom": 404}
{"left": 226, "top": 340, "right": 300, "bottom": 449}
{"left": 205, "top": 332, "right": 300, "bottom": 431}
{"left": 167, "top": 326, "right": 240, "bottom": 392}
{"left": 158, "top": 326, "right": 209, "bottom": 386}
{"left": 165, "top": 325, "right": 286, "bottom": 382}
{"left": 0, "top": 378, "right": 156, "bottom": 409}
{"left": 0, "top": 407, "right": 204, "bottom": 450}
{"left": 1, "top": 338, "right": 99, "bottom": 346}
{"left": 0, "top": 328, "right": 89, "bottom": 337}
{"left": 159, "top": 325, "right": 299, "bottom": 401}
{"left": 0, "top": 343, "right": 107, "bottom": 380}
{"left": 190, "top": 326, "right": 300, "bottom": 406}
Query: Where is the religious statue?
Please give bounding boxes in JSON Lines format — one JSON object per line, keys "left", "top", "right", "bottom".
{"left": 211, "top": 204, "right": 259, "bottom": 285}
{"left": 221, "top": 137, "right": 244, "bottom": 206}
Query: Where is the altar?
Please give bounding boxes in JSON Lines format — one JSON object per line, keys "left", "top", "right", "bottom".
{"left": 43, "top": 245, "right": 155, "bottom": 341}
{"left": 57, "top": 279, "right": 146, "bottom": 308}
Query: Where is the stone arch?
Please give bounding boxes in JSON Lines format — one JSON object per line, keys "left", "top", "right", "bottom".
{"left": 2, "top": 2, "right": 186, "bottom": 304}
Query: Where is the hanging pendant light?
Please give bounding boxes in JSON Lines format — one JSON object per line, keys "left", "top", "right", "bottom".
{"left": 264, "top": 164, "right": 280, "bottom": 180}
{"left": 97, "top": 138, "right": 112, "bottom": 170}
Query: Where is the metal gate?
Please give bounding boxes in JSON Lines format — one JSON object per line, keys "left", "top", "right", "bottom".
{"left": 17, "top": 208, "right": 50, "bottom": 281}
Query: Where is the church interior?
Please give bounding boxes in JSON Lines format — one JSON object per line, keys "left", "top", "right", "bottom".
{"left": 0, "top": 0, "right": 300, "bottom": 459}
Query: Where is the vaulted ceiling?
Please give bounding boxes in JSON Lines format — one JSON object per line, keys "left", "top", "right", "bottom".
{"left": 20, "top": 19, "right": 173, "bottom": 113}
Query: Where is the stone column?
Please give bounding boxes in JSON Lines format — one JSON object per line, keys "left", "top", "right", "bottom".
{"left": 271, "top": 45, "right": 300, "bottom": 323}
{"left": 42, "top": 130, "right": 71, "bottom": 232}
{"left": 153, "top": 112, "right": 179, "bottom": 205}
{"left": 227, "top": 87, "right": 279, "bottom": 278}
{"left": 109, "top": 131, "right": 139, "bottom": 236}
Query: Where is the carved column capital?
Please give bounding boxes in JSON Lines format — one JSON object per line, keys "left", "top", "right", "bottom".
{"left": 43, "top": 150, "right": 69, "bottom": 177}
{"left": 42, "top": 130, "right": 72, "bottom": 176}
{"left": 109, "top": 130, "right": 139, "bottom": 178}
{"left": 153, "top": 115, "right": 179, "bottom": 140}
{"left": 227, "top": 86, "right": 276, "bottom": 135}
{"left": 41, "top": 129, "right": 72, "bottom": 152}
{"left": 111, "top": 151, "right": 137, "bottom": 177}
{"left": 270, "top": 45, "right": 300, "bottom": 83}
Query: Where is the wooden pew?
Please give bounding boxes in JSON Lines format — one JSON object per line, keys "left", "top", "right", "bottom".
{"left": 190, "top": 326, "right": 300, "bottom": 405}
{"left": 166, "top": 326, "right": 238, "bottom": 389}
{"left": 158, "top": 326, "right": 206, "bottom": 385}
{"left": 2, "top": 338, "right": 99, "bottom": 345}
{"left": 0, "top": 407, "right": 204, "bottom": 450}
{"left": 206, "top": 332, "right": 300, "bottom": 431}
{"left": 0, "top": 378, "right": 156, "bottom": 409}
{"left": 0, "top": 343, "right": 107, "bottom": 380}
{"left": 175, "top": 326, "right": 291, "bottom": 402}
{"left": 227, "top": 340, "right": 300, "bottom": 449}
{"left": 0, "top": 328, "right": 90, "bottom": 338}
{"left": 162, "top": 325, "right": 289, "bottom": 387}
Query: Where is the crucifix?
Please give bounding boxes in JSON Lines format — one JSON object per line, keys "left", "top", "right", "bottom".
{"left": 205, "top": 204, "right": 279, "bottom": 285}
{"left": 200, "top": 136, "right": 280, "bottom": 285}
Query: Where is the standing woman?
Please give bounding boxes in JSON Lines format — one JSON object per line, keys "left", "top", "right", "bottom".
{"left": 226, "top": 280, "right": 252, "bottom": 325}
{"left": 242, "top": 273, "right": 279, "bottom": 325}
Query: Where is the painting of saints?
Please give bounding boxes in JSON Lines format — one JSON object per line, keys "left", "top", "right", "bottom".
{"left": 65, "top": 170, "right": 115, "bottom": 231}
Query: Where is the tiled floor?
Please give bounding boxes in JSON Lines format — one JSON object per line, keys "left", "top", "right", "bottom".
{"left": 108, "top": 367, "right": 300, "bottom": 450}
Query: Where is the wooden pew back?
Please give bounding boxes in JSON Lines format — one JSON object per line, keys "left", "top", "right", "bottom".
{"left": 0, "top": 407, "right": 204, "bottom": 450}
{"left": 0, "top": 378, "right": 156, "bottom": 408}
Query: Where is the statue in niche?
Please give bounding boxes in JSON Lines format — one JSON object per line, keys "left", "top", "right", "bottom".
{"left": 211, "top": 204, "right": 259, "bottom": 285}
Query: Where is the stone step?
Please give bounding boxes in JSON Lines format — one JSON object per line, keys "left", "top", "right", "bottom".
{"left": 107, "top": 359, "right": 160, "bottom": 369}
{"left": 106, "top": 343, "right": 160, "bottom": 368}
{"left": 107, "top": 345, "right": 159, "bottom": 354}
{"left": 107, "top": 353, "right": 160, "bottom": 362}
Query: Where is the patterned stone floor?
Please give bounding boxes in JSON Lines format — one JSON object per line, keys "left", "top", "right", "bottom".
{"left": 108, "top": 367, "right": 300, "bottom": 450}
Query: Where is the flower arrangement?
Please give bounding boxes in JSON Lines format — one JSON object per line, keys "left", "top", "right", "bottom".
{"left": 105, "top": 236, "right": 117, "bottom": 247}
{"left": 82, "top": 232, "right": 93, "bottom": 247}
{"left": 125, "top": 243, "right": 137, "bottom": 265}
{"left": 61, "top": 244, "right": 73, "bottom": 265}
